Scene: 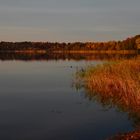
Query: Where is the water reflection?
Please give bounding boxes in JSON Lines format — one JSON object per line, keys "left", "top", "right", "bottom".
{"left": 74, "top": 84, "right": 140, "bottom": 128}
{"left": 0, "top": 54, "right": 138, "bottom": 140}
{"left": 0, "top": 52, "right": 138, "bottom": 61}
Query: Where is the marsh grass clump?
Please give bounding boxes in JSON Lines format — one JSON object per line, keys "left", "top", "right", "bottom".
{"left": 77, "top": 59, "right": 140, "bottom": 111}
{"left": 75, "top": 59, "right": 140, "bottom": 139}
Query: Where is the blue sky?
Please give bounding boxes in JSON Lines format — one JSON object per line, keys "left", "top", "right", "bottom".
{"left": 0, "top": 0, "right": 140, "bottom": 42}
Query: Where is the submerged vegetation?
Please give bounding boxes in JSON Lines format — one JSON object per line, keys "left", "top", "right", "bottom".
{"left": 75, "top": 59, "right": 140, "bottom": 139}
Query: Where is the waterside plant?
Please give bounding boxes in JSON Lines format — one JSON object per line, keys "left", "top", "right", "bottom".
{"left": 75, "top": 59, "right": 140, "bottom": 139}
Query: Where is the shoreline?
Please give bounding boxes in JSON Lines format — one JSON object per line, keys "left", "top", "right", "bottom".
{"left": 0, "top": 50, "right": 138, "bottom": 54}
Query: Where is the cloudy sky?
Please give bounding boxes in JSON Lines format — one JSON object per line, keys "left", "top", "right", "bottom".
{"left": 0, "top": 0, "right": 140, "bottom": 42}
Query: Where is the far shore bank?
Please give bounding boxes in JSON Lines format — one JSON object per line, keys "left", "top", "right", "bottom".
{"left": 0, "top": 35, "right": 140, "bottom": 53}
{"left": 0, "top": 50, "right": 138, "bottom": 54}
{"left": 52, "top": 50, "right": 138, "bottom": 54}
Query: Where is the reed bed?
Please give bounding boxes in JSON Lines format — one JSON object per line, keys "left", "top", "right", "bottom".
{"left": 75, "top": 59, "right": 140, "bottom": 139}
{"left": 77, "top": 59, "right": 140, "bottom": 112}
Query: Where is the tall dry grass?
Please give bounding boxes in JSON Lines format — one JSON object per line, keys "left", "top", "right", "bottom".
{"left": 76, "top": 59, "right": 140, "bottom": 139}
{"left": 77, "top": 59, "right": 140, "bottom": 117}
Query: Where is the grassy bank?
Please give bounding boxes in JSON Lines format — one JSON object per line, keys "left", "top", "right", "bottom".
{"left": 77, "top": 59, "right": 140, "bottom": 115}
{"left": 81, "top": 59, "right": 140, "bottom": 96}
{"left": 76, "top": 59, "right": 140, "bottom": 138}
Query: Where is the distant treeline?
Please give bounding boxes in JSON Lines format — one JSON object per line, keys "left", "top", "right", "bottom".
{"left": 0, "top": 35, "right": 140, "bottom": 52}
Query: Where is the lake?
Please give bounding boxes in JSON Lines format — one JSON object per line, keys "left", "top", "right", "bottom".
{"left": 0, "top": 54, "right": 137, "bottom": 140}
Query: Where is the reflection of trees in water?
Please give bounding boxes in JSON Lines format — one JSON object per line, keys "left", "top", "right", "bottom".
{"left": 0, "top": 52, "right": 138, "bottom": 61}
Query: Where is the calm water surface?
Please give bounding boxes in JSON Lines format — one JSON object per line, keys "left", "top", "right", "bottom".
{"left": 0, "top": 59, "right": 134, "bottom": 140}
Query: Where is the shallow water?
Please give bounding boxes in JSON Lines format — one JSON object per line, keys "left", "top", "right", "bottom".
{"left": 0, "top": 59, "right": 134, "bottom": 140}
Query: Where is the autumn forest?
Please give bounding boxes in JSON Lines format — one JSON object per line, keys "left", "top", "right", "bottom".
{"left": 0, "top": 35, "right": 140, "bottom": 52}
